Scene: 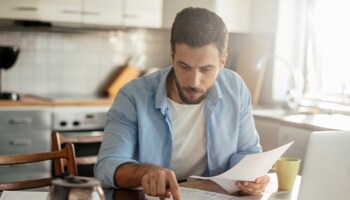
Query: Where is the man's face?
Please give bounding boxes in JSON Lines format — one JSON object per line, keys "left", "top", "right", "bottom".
{"left": 171, "top": 43, "right": 227, "bottom": 104}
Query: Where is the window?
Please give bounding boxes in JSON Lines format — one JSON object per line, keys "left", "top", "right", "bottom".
{"left": 304, "top": 0, "right": 350, "bottom": 106}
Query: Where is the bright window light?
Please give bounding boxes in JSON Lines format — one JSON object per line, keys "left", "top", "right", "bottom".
{"left": 306, "top": 0, "right": 350, "bottom": 100}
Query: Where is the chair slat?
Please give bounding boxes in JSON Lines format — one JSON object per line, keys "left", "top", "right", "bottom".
{"left": 52, "top": 132, "right": 102, "bottom": 177}
{"left": 0, "top": 144, "right": 77, "bottom": 191}
{"left": 0, "top": 178, "right": 52, "bottom": 191}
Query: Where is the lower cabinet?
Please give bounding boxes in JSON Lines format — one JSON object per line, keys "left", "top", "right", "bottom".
{"left": 254, "top": 118, "right": 280, "bottom": 152}
{"left": 277, "top": 125, "right": 313, "bottom": 173}
{"left": 254, "top": 117, "right": 315, "bottom": 174}
{"left": 0, "top": 108, "right": 51, "bottom": 183}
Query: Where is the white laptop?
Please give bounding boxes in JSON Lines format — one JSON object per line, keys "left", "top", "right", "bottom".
{"left": 298, "top": 131, "right": 350, "bottom": 200}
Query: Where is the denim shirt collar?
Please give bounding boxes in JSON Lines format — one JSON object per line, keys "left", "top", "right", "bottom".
{"left": 155, "top": 66, "right": 223, "bottom": 115}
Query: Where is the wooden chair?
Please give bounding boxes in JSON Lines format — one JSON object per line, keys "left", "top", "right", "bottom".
{"left": 51, "top": 131, "right": 103, "bottom": 177}
{"left": 0, "top": 143, "right": 77, "bottom": 191}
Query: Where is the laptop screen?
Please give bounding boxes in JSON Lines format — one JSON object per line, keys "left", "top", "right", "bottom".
{"left": 298, "top": 131, "right": 350, "bottom": 200}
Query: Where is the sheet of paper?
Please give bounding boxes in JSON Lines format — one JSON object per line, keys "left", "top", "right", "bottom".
{"left": 190, "top": 141, "right": 294, "bottom": 193}
{"left": 145, "top": 187, "right": 235, "bottom": 200}
{"left": 0, "top": 191, "right": 48, "bottom": 200}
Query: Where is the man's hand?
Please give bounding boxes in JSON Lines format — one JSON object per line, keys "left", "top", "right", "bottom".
{"left": 235, "top": 175, "right": 269, "bottom": 195}
{"left": 141, "top": 165, "right": 180, "bottom": 200}
{"left": 115, "top": 163, "right": 180, "bottom": 200}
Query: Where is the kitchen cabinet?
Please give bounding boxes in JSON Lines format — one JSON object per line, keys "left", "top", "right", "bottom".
{"left": 123, "top": 0, "right": 162, "bottom": 28}
{"left": 83, "top": 0, "right": 123, "bottom": 26}
{"left": 40, "top": 0, "right": 123, "bottom": 26}
{"left": 1, "top": 0, "right": 161, "bottom": 28}
{"left": 39, "top": 0, "right": 81, "bottom": 24}
{"left": 254, "top": 118, "right": 280, "bottom": 152}
{"left": 277, "top": 125, "right": 312, "bottom": 173}
{"left": 215, "top": 0, "right": 251, "bottom": 33}
{"left": 162, "top": 0, "right": 251, "bottom": 33}
{"left": 162, "top": 0, "right": 214, "bottom": 29}
{"left": 0, "top": 108, "right": 51, "bottom": 182}
{"left": 0, "top": 0, "right": 40, "bottom": 21}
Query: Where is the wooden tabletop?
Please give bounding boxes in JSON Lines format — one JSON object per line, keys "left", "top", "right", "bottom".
{"left": 103, "top": 174, "right": 301, "bottom": 200}
{"left": 103, "top": 180, "right": 235, "bottom": 200}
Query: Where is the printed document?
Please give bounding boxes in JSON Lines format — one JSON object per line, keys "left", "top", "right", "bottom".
{"left": 145, "top": 187, "right": 235, "bottom": 200}
{"left": 191, "top": 141, "right": 294, "bottom": 193}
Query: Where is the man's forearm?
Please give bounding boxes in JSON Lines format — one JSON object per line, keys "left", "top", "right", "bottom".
{"left": 115, "top": 163, "right": 159, "bottom": 188}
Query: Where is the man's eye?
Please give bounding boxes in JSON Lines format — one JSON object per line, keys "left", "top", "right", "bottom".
{"left": 181, "top": 65, "right": 191, "bottom": 70}
{"left": 200, "top": 67, "right": 211, "bottom": 73}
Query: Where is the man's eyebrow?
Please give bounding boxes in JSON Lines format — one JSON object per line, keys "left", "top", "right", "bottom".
{"left": 177, "top": 60, "right": 215, "bottom": 69}
{"left": 201, "top": 64, "right": 215, "bottom": 69}
{"left": 177, "top": 60, "right": 191, "bottom": 67}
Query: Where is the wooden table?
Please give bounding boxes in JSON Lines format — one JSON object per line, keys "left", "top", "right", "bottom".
{"left": 103, "top": 173, "right": 301, "bottom": 200}
{"left": 103, "top": 179, "right": 231, "bottom": 200}
{"left": 0, "top": 174, "right": 300, "bottom": 200}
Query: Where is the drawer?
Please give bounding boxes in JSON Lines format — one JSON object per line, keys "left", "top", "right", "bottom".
{"left": 0, "top": 131, "right": 50, "bottom": 155}
{"left": 0, "top": 161, "right": 51, "bottom": 182}
{"left": 0, "top": 110, "right": 51, "bottom": 131}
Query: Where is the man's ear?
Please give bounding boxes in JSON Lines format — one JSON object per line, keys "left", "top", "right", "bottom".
{"left": 220, "top": 53, "right": 228, "bottom": 69}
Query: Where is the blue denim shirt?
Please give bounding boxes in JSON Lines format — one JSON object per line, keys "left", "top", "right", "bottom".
{"left": 94, "top": 66, "right": 261, "bottom": 188}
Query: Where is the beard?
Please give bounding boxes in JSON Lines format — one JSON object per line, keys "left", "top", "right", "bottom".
{"left": 174, "top": 74, "right": 210, "bottom": 104}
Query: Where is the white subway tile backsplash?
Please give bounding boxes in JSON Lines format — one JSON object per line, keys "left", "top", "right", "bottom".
{"left": 0, "top": 28, "right": 171, "bottom": 97}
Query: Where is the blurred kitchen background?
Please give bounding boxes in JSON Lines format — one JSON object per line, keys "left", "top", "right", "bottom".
{"left": 1, "top": 0, "right": 350, "bottom": 109}
{"left": 0, "top": 0, "right": 279, "bottom": 104}
{"left": 1, "top": 0, "right": 350, "bottom": 178}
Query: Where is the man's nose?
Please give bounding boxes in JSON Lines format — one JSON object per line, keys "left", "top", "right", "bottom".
{"left": 188, "top": 70, "right": 201, "bottom": 87}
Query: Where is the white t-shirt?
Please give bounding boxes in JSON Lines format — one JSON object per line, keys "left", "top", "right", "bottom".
{"left": 168, "top": 98, "right": 207, "bottom": 180}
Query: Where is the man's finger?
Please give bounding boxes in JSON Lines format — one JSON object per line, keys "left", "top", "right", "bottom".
{"left": 157, "top": 177, "right": 166, "bottom": 199}
{"left": 149, "top": 180, "right": 157, "bottom": 196}
{"left": 142, "top": 178, "right": 150, "bottom": 195}
{"left": 166, "top": 170, "right": 180, "bottom": 200}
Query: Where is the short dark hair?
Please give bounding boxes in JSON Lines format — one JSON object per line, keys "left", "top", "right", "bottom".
{"left": 170, "top": 7, "right": 228, "bottom": 57}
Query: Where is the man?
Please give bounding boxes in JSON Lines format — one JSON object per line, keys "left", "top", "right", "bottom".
{"left": 94, "top": 7, "right": 269, "bottom": 200}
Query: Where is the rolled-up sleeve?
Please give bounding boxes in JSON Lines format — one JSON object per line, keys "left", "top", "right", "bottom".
{"left": 94, "top": 89, "right": 139, "bottom": 188}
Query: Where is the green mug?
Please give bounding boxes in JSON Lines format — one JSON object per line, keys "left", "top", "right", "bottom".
{"left": 274, "top": 157, "right": 300, "bottom": 191}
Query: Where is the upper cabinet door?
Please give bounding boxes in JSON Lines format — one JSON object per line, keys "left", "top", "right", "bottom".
{"left": 83, "top": 0, "right": 123, "bottom": 26}
{"left": 0, "top": 0, "right": 40, "bottom": 21}
{"left": 39, "top": 0, "right": 82, "bottom": 23}
{"left": 162, "top": 0, "right": 251, "bottom": 33}
{"left": 162, "top": 0, "right": 214, "bottom": 29}
{"left": 123, "top": 0, "right": 163, "bottom": 28}
{"left": 215, "top": 0, "right": 251, "bottom": 33}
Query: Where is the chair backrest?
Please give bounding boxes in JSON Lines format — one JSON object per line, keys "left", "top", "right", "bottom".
{"left": 0, "top": 143, "right": 77, "bottom": 191}
{"left": 52, "top": 132, "right": 103, "bottom": 176}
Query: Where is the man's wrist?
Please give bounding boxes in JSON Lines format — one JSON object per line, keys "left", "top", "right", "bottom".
{"left": 115, "top": 163, "right": 163, "bottom": 188}
{"left": 115, "top": 162, "right": 141, "bottom": 188}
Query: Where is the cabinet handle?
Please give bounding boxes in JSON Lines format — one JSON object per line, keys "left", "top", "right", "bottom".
{"left": 62, "top": 10, "right": 81, "bottom": 14}
{"left": 10, "top": 139, "right": 32, "bottom": 145}
{"left": 14, "top": 7, "right": 37, "bottom": 11}
{"left": 83, "top": 11, "right": 100, "bottom": 16}
{"left": 124, "top": 14, "right": 140, "bottom": 18}
{"left": 9, "top": 118, "right": 32, "bottom": 124}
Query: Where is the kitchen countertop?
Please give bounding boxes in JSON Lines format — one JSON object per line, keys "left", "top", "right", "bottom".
{"left": 253, "top": 108, "right": 350, "bottom": 131}
{"left": 2, "top": 97, "right": 349, "bottom": 131}
{"left": 0, "top": 95, "right": 114, "bottom": 107}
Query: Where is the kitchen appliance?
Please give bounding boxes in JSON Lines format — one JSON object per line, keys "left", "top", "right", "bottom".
{"left": 51, "top": 106, "right": 109, "bottom": 177}
{"left": 0, "top": 45, "right": 21, "bottom": 101}
{"left": 47, "top": 175, "right": 105, "bottom": 200}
